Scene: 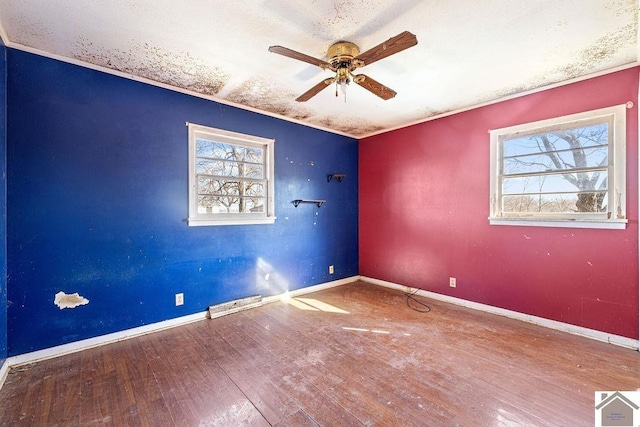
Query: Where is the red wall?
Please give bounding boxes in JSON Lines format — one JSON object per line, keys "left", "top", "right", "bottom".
{"left": 359, "top": 68, "right": 639, "bottom": 339}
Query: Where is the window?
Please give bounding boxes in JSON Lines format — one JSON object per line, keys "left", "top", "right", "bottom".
{"left": 187, "top": 123, "right": 275, "bottom": 226}
{"left": 489, "top": 105, "right": 627, "bottom": 229}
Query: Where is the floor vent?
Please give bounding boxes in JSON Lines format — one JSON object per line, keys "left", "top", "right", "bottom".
{"left": 208, "top": 295, "right": 263, "bottom": 319}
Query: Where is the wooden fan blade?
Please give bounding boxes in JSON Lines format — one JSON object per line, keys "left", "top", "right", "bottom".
{"left": 296, "top": 78, "right": 336, "bottom": 102}
{"left": 268, "top": 46, "right": 332, "bottom": 70}
{"left": 354, "top": 31, "right": 417, "bottom": 67}
{"left": 353, "top": 74, "right": 397, "bottom": 100}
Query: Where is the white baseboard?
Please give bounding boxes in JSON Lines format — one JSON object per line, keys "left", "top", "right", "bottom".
{"left": 361, "top": 276, "right": 639, "bottom": 351}
{"left": 0, "top": 275, "right": 361, "bottom": 389}
{"left": 6, "top": 310, "right": 209, "bottom": 369}
{"left": 4, "top": 272, "right": 631, "bottom": 391}
{"left": 0, "top": 358, "right": 9, "bottom": 390}
{"left": 262, "top": 275, "right": 360, "bottom": 304}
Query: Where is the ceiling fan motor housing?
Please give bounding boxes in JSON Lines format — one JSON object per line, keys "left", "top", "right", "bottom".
{"left": 327, "top": 41, "right": 360, "bottom": 70}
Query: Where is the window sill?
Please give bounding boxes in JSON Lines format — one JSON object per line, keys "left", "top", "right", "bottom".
{"left": 187, "top": 217, "right": 276, "bottom": 226}
{"left": 488, "top": 217, "right": 627, "bottom": 230}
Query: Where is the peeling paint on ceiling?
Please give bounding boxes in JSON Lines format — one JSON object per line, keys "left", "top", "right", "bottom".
{"left": 73, "top": 41, "right": 230, "bottom": 96}
{"left": 225, "top": 77, "right": 312, "bottom": 120}
{"left": 0, "top": 0, "right": 637, "bottom": 138}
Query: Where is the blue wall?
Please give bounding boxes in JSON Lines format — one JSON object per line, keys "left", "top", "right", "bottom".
{"left": 0, "top": 40, "right": 7, "bottom": 363}
{"left": 6, "top": 49, "right": 358, "bottom": 355}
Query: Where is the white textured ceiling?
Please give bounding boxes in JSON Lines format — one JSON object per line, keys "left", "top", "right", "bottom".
{"left": 0, "top": 0, "right": 637, "bottom": 138}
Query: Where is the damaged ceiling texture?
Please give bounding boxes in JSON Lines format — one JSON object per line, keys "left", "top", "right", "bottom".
{"left": 0, "top": 0, "right": 637, "bottom": 138}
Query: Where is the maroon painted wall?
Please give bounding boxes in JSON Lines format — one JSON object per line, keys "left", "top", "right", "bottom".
{"left": 359, "top": 68, "right": 639, "bottom": 339}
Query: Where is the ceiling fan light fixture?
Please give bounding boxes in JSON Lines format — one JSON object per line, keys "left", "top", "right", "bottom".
{"left": 335, "top": 67, "right": 351, "bottom": 101}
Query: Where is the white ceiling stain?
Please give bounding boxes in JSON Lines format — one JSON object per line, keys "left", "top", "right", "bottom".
{"left": 0, "top": 0, "right": 637, "bottom": 138}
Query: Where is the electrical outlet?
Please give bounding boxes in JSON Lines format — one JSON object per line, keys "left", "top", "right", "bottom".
{"left": 175, "top": 293, "right": 184, "bottom": 306}
{"left": 329, "top": 265, "right": 334, "bottom": 274}
{"left": 449, "top": 277, "right": 457, "bottom": 288}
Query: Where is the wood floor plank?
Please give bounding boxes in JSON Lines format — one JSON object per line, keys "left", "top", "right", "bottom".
{"left": 259, "top": 360, "right": 364, "bottom": 426}
{"left": 212, "top": 345, "right": 298, "bottom": 424}
{"left": 237, "top": 309, "right": 346, "bottom": 391}
{"left": 1, "top": 280, "right": 638, "bottom": 426}
{"left": 273, "top": 408, "right": 319, "bottom": 426}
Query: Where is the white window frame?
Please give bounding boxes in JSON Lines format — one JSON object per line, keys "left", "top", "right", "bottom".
{"left": 187, "top": 123, "right": 276, "bottom": 226}
{"left": 489, "top": 105, "right": 627, "bottom": 229}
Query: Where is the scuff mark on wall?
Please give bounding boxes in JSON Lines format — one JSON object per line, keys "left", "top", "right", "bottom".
{"left": 54, "top": 291, "right": 89, "bottom": 310}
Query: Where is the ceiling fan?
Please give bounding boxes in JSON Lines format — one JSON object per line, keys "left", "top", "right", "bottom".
{"left": 268, "top": 31, "right": 418, "bottom": 102}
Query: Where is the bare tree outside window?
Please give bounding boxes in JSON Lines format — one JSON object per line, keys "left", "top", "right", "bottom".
{"left": 501, "top": 123, "right": 608, "bottom": 214}
{"left": 196, "top": 140, "right": 266, "bottom": 214}
{"left": 187, "top": 123, "right": 275, "bottom": 226}
{"left": 489, "top": 105, "right": 626, "bottom": 228}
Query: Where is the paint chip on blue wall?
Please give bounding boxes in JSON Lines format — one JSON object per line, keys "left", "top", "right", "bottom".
{"left": 54, "top": 291, "right": 89, "bottom": 309}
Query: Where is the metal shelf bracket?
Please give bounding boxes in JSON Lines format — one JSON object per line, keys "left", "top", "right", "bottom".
{"left": 327, "top": 174, "right": 346, "bottom": 183}
{"left": 293, "top": 199, "right": 326, "bottom": 208}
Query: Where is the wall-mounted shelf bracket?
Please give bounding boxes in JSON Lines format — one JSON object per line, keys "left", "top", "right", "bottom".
{"left": 293, "top": 199, "right": 326, "bottom": 208}
{"left": 327, "top": 174, "right": 347, "bottom": 183}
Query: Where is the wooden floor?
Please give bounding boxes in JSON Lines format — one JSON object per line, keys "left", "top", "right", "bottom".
{"left": 1, "top": 281, "right": 638, "bottom": 426}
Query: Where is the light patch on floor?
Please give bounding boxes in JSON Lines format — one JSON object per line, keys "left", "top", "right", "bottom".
{"left": 199, "top": 399, "right": 261, "bottom": 426}
{"left": 285, "top": 297, "right": 350, "bottom": 313}
{"left": 295, "top": 297, "right": 349, "bottom": 313}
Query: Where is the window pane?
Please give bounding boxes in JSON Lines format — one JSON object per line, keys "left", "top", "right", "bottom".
{"left": 189, "top": 124, "right": 274, "bottom": 225}
{"left": 196, "top": 139, "right": 264, "bottom": 164}
{"left": 502, "top": 171, "right": 607, "bottom": 195}
{"left": 197, "top": 195, "right": 266, "bottom": 214}
{"left": 502, "top": 123, "right": 608, "bottom": 157}
{"left": 502, "top": 191, "right": 607, "bottom": 213}
{"left": 243, "top": 164, "right": 264, "bottom": 179}
{"left": 243, "top": 181, "right": 265, "bottom": 197}
{"left": 244, "top": 197, "right": 265, "bottom": 213}
{"left": 197, "top": 159, "right": 238, "bottom": 176}
{"left": 503, "top": 145, "right": 607, "bottom": 175}
{"left": 195, "top": 140, "right": 232, "bottom": 158}
{"left": 197, "top": 178, "right": 266, "bottom": 198}
{"left": 197, "top": 159, "right": 264, "bottom": 179}
{"left": 245, "top": 147, "right": 264, "bottom": 164}
{"left": 489, "top": 105, "right": 625, "bottom": 225}
{"left": 198, "top": 195, "right": 236, "bottom": 213}
{"left": 500, "top": 122, "right": 609, "bottom": 215}
{"left": 198, "top": 177, "right": 239, "bottom": 196}
{"left": 195, "top": 139, "right": 215, "bottom": 157}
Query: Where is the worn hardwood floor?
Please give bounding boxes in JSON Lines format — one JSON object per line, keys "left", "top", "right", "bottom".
{"left": 1, "top": 281, "right": 638, "bottom": 426}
